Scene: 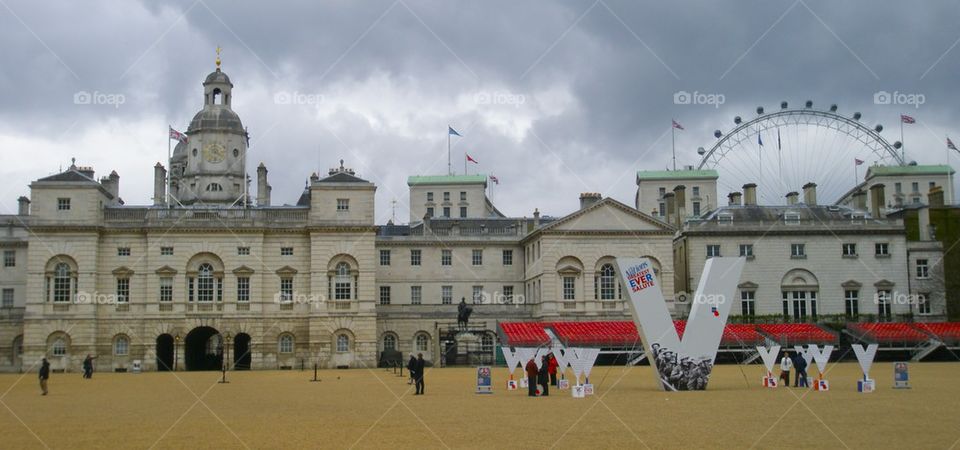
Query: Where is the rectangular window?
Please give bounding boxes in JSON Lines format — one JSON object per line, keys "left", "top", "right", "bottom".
{"left": 459, "top": 207, "right": 467, "bottom": 218}
{"left": 2, "top": 250, "right": 15, "bottom": 267}
{"left": 160, "top": 246, "right": 174, "bottom": 256}
{"left": 791, "top": 243, "right": 806, "bottom": 258}
{"left": 692, "top": 201, "right": 701, "bottom": 216}
{"left": 379, "top": 286, "right": 391, "bottom": 305}
{"left": 739, "top": 244, "right": 753, "bottom": 257}
{"left": 658, "top": 202, "right": 666, "bottom": 216}
{"left": 410, "top": 249, "right": 422, "bottom": 266}
{"left": 740, "top": 290, "right": 756, "bottom": 317}
{"left": 443, "top": 206, "right": 450, "bottom": 217}
{"left": 916, "top": 259, "right": 929, "bottom": 279}
{"left": 237, "top": 246, "right": 250, "bottom": 255}
{"left": 562, "top": 276, "right": 576, "bottom": 300}
{"left": 658, "top": 187, "right": 666, "bottom": 197}
{"left": 502, "top": 250, "right": 513, "bottom": 266}
{"left": 918, "top": 293, "right": 931, "bottom": 315}
{"left": 895, "top": 182, "right": 902, "bottom": 194}
{"left": 426, "top": 207, "right": 434, "bottom": 217}
{"left": 472, "top": 285, "right": 483, "bottom": 303}
{"left": 875, "top": 243, "right": 889, "bottom": 256}
{"left": 118, "top": 247, "right": 131, "bottom": 256}
{"left": 57, "top": 198, "right": 71, "bottom": 210}
{"left": 441, "top": 285, "right": 453, "bottom": 305}
{"left": 443, "top": 192, "right": 450, "bottom": 202}
{"left": 116, "top": 278, "right": 130, "bottom": 303}
{"left": 237, "top": 277, "right": 249, "bottom": 302}
{"left": 427, "top": 192, "right": 434, "bottom": 202}
{"left": 1, "top": 289, "right": 13, "bottom": 308}
{"left": 336, "top": 198, "right": 349, "bottom": 211}
{"left": 472, "top": 249, "right": 483, "bottom": 266}
{"left": 784, "top": 213, "right": 800, "bottom": 225}
{"left": 706, "top": 245, "right": 721, "bottom": 258}
{"left": 877, "top": 290, "right": 892, "bottom": 321}
{"left": 441, "top": 249, "right": 452, "bottom": 266}
{"left": 912, "top": 182, "right": 919, "bottom": 193}
{"left": 845, "top": 290, "right": 859, "bottom": 318}
{"left": 460, "top": 191, "right": 467, "bottom": 201}
{"left": 159, "top": 277, "right": 173, "bottom": 302}
{"left": 281, "top": 247, "right": 294, "bottom": 256}
{"left": 379, "top": 249, "right": 391, "bottom": 266}
{"left": 411, "top": 286, "right": 422, "bottom": 305}
{"left": 692, "top": 186, "right": 700, "bottom": 197}
{"left": 280, "top": 277, "right": 294, "bottom": 302}
{"left": 842, "top": 243, "right": 857, "bottom": 256}
{"left": 503, "top": 286, "right": 514, "bottom": 303}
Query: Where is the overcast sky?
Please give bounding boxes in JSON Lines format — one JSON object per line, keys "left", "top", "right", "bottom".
{"left": 1, "top": 0, "right": 959, "bottom": 223}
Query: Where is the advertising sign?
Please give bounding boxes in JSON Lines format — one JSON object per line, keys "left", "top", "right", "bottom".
{"left": 616, "top": 256, "right": 745, "bottom": 391}
{"left": 894, "top": 362, "right": 910, "bottom": 389}
{"left": 476, "top": 366, "right": 492, "bottom": 394}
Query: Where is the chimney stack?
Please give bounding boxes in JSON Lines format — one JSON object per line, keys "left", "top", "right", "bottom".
{"left": 153, "top": 163, "right": 167, "bottom": 206}
{"left": 785, "top": 191, "right": 799, "bottom": 205}
{"left": 257, "top": 163, "right": 271, "bottom": 206}
{"left": 100, "top": 171, "right": 120, "bottom": 200}
{"left": 929, "top": 186, "right": 945, "bottom": 208}
{"left": 579, "top": 192, "right": 602, "bottom": 210}
{"left": 727, "top": 191, "right": 742, "bottom": 206}
{"left": 533, "top": 208, "right": 541, "bottom": 228}
{"left": 852, "top": 190, "right": 867, "bottom": 211}
{"left": 664, "top": 192, "right": 676, "bottom": 225}
{"left": 17, "top": 196, "right": 30, "bottom": 215}
{"left": 742, "top": 183, "right": 757, "bottom": 206}
{"left": 802, "top": 182, "right": 817, "bottom": 205}
{"left": 869, "top": 183, "right": 886, "bottom": 218}
{"left": 673, "top": 185, "right": 686, "bottom": 227}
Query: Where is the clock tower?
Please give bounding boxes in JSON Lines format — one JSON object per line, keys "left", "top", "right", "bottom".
{"left": 178, "top": 50, "right": 249, "bottom": 206}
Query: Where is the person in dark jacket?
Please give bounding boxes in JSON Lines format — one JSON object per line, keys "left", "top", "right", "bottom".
{"left": 82, "top": 354, "right": 97, "bottom": 379}
{"left": 547, "top": 353, "right": 559, "bottom": 386}
{"left": 414, "top": 353, "right": 426, "bottom": 395}
{"left": 793, "top": 352, "right": 809, "bottom": 388}
{"left": 525, "top": 358, "right": 538, "bottom": 397}
{"left": 406, "top": 355, "right": 417, "bottom": 385}
{"left": 538, "top": 355, "right": 550, "bottom": 396}
{"left": 39, "top": 358, "right": 50, "bottom": 395}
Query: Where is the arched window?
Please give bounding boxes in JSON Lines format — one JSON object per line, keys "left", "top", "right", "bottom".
{"left": 206, "top": 183, "right": 223, "bottom": 192}
{"left": 336, "top": 334, "right": 349, "bottom": 353}
{"left": 51, "top": 338, "right": 66, "bottom": 356}
{"left": 278, "top": 334, "right": 294, "bottom": 353}
{"left": 334, "top": 263, "right": 352, "bottom": 300}
{"left": 53, "top": 263, "right": 72, "bottom": 302}
{"left": 197, "top": 263, "right": 214, "bottom": 302}
{"left": 599, "top": 264, "right": 617, "bottom": 300}
{"left": 415, "top": 333, "right": 429, "bottom": 352}
{"left": 383, "top": 334, "right": 396, "bottom": 351}
{"left": 114, "top": 336, "right": 129, "bottom": 356}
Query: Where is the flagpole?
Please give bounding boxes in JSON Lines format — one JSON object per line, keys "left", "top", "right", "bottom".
{"left": 900, "top": 114, "right": 905, "bottom": 164}
{"left": 166, "top": 126, "right": 171, "bottom": 207}
{"left": 671, "top": 119, "right": 676, "bottom": 171}
{"left": 448, "top": 126, "right": 452, "bottom": 175}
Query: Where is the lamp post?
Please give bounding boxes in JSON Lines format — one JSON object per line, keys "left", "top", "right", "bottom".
{"left": 174, "top": 334, "right": 181, "bottom": 371}
{"left": 219, "top": 332, "right": 232, "bottom": 384}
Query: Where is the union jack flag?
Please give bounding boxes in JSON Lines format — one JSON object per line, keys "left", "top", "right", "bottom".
{"left": 168, "top": 127, "right": 188, "bottom": 143}
{"left": 900, "top": 114, "right": 916, "bottom": 124}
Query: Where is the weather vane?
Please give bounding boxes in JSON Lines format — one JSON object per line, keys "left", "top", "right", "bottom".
{"left": 215, "top": 46, "right": 222, "bottom": 69}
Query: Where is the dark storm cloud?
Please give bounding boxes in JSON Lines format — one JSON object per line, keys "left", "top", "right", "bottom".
{"left": 1, "top": 0, "right": 959, "bottom": 219}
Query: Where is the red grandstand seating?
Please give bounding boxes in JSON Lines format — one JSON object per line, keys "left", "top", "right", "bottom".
{"left": 757, "top": 323, "right": 837, "bottom": 344}
{"left": 499, "top": 322, "right": 550, "bottom": 346}
{"left": 550, "top": 321, "right": 641, "bottom": 346}
{"left": 722, "top": 324, "right": 765, "bottom": 346}
{"left": 847, "top": 322, "right": 927, "bottom": 344}
{"left": 674, "top": 320, "right": 686, "bottom": 339}
{"left": 913, "top": 322, "right": 960, "bottom": 345}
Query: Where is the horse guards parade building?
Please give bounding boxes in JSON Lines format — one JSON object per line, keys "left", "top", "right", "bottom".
{"left": 0, "top": 63, "right": 955, "bottom": 373}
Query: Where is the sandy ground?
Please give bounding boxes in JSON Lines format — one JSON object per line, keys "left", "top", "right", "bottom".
{"left": 0, "top": 362, "right": 958, "bottom": 449}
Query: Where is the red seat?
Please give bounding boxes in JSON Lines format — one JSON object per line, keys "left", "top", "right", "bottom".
{"left": 757, "top": 323, "right": 836, "bottom": 344}
{"left": 847, "top": 322, "right": 927, "bottom": 344}
{"left": 913, "top": 322, "right": 960, "bottom": 344}
{"left": 550, "top": 321, "right": 641, "bottom": 346}
{"left": 722, "top": 324, "right": 765, "bottom": 346}
{"left": 499, "top": 322, "right": 550, "bottom": 346}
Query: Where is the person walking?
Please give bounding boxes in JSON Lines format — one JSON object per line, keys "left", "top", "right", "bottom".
{"left": 779, "top": 351, "right": 792, "bottom": 386}
{"left": 414, "top": 353, "right": 426, "bottom": 395}
{"left": 548, "top": 353, "right": 559, "bottom": 387}
{"left": 82, "top": 354, "right": 98, "bottom": 379}
{"left": 525, "top": 358, "right": 538, "bottom": 397}
{"left": 793, "top": 352, "right": 809, "bottom": 388}
{"left": 39, "top": 358, "right": 50, "bottom": 396}
{"left": 538, "top": 355, "right": 550, "bottom": 396}
{"left": 406, "top": 354, "right": 417, "bottom": 385}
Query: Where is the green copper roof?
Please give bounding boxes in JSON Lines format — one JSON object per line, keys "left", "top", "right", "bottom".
{"left": 407, "top": 174, "right": 487, "bottom": 186}
{"left": 867, "top": 164, "right": 955, "bottom": 177}
{"left": 636, "top": 169, "right": 719, "bottom": 181}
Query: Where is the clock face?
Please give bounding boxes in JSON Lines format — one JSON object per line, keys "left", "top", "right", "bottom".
{"left": 202, "top": 143, "right": 226, "bottom": 163}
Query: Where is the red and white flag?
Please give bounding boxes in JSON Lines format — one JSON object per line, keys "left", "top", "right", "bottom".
{"left": 169, "top": 127, "right": 188, "bottom": 143}
{"left": 855, "top": 158, "right": 864, "bottom": 166}
{"left": 948, "top": 137, "right": 958, "bottom": 151}
{"left": 489, "top": 175, "right": 499, "bottom": 184}
{"left": 672, "top": 120, "right": 684, "bottom": 130}
{"left": 900, "top": 114, "right": 916, "bottom": 124}
{"left": 466, "top": 154, "right": 478, "bottom": 164}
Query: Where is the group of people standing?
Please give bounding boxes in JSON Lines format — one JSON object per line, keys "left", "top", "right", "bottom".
{"left": 406, "top": 353, "right": 426, "bottom": 395}
{"left": 778, "top": 350, "right": 809, "bottom": 387}
{"left": 524, "top": 353, "right": 559, "bottom": 397}
{"left": 37, "top": 354, "right": 99, "bottom": 396}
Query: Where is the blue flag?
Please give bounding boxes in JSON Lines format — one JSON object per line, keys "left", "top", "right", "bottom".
{"left": 758, "top": 133, "right": 763, "bottom": 147}
{"left": 448, "top": 126, "right": 461, "bottom": 137}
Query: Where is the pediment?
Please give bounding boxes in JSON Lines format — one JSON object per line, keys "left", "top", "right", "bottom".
{"left": 543, "top": 198, "right": 673, "bottom": 233}
{"left": 275, "top": 265, "right": 298, "bottom": 276}
{"left": 112, "top": 266, "right": 135, "bottom": 277}
{"left": 233, "top": 265, "right": 255, "bottom": 275}
{"left": 154, "top": 265, "right": 178, "bottom": 276}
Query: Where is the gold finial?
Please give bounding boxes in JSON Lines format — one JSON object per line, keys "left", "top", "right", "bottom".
{"left": 215, "top": 46, "right": 222, "bottom": 69}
